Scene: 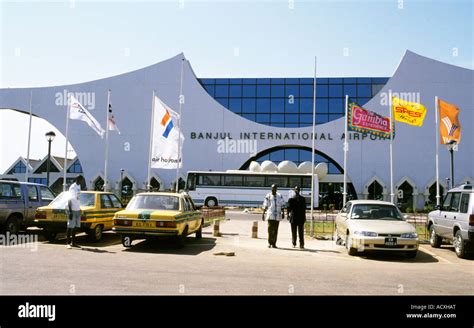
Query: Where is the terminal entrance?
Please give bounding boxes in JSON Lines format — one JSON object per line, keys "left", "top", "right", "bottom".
{"left": 240, "top": 145, "right": 357, "bottom": 210}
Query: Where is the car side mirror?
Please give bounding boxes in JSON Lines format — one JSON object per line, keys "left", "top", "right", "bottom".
{"left": 340, "top": 212, "right": 347, "bottom": 218}
{"left": 403, "top": 214, "right": 409, "bottom": 220}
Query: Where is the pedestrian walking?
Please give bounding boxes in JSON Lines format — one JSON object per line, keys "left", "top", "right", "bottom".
{"left": 66, "top": 176, "right": 82, "bottom": 249}
{"left": 287, "top": 186, "right": 306, "bottom": 249}
{"left": 262, "top": 184, "right": 285, "bottom": 248}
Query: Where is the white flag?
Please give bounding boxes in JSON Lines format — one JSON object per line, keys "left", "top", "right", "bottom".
{"left": 151, "top": 96, "right": 184, "bottom": 169}
{"left": 108, "top": 104, "right": 121, "bottom": 134}
{"left": 69, "top": 95, "right": 105, "bottom": 138}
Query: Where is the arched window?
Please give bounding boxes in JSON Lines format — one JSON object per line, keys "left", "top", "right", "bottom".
{"left": 149, "top": 177, "right": 161, "bottom": 191}
{"left": 367, "top": 180, "right": 384, "bottom": 200}
{"left": 427, "top": 182, "right": 444, "bottom": 205}
{"left": 93, "top": 177, "right": 105, "bottom": 191}
{"left": 397, "top": 181, "right": 414, "bottom": 211}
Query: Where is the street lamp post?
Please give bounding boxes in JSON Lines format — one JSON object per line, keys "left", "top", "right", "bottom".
{"left": 45, "top": 131, "right": 56, "bottom": 186}
{"left": 446, "top": 141, "right": 457, "bottom": 189}
{"left": 120, "top": 169, "right": 125, "bottom": 200}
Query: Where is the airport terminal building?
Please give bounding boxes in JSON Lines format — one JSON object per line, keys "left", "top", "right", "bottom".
{"left": 0, "top": 51, "right": 472, "bottom": 210}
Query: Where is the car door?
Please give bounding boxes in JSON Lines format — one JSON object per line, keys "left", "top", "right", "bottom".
{"left": 99, "top": 194, "right": 115, "bottom": 230}
{"left": 182, "top": 197, "right": 196, "bottom": 231}
{"left": 0, "top": 182, "right": 24, "bottom": 225}
{"left": 436, "top": 192, "right": 453, "bottom": 238}
{"left": 106, "top": 194, "right": 124, "bottom": 230}
{"left": 444, "top": 192, "right": 461, "bottom": 240}
{"left": 25, "top": 185, "right": 40, "bottom": 225}
{"left": 337, "top": 202, "right": 352, "bottom": 239}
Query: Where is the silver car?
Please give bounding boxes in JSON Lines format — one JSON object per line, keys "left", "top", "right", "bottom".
{"left": 427, "top": 184, "right": 474, "bottom": 259}
{"left": 335, "top": 200, "right": 419, "bottom": 258}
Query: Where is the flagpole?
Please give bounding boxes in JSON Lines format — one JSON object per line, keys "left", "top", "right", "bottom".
{"left": 25, "top": 90, "right": 33, "bottom": 182}
{"left": 63, "top": 94, "right": 71, "bottom": 191}
{"left": 175, "top": 58, "right": 185, "bottom": 193}
{"left": 343, "top": 95, "right": 349, "bottom": 207}
{"left": 389, "top": 91, "right": 394, "bottom": 203}
{"left": 435, "top": 96, "right": 440, "bottom": 206}
{"left": 104, "top": 90, "right": 111, "bottom": 192}
{"left": 147, "top": 91, "right": 156, "bottom": 191}
{"left": 310, "top": 56, "right": 317, "bottom": 237}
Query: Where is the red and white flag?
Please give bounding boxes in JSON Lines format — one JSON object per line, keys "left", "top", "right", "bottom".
{"left": 107, "top": 104, "right": 121, "bottom": 134}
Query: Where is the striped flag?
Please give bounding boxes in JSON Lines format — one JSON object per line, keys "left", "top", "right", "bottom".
{"left": 108, "top": 103, "right": 121, "bottom": 134}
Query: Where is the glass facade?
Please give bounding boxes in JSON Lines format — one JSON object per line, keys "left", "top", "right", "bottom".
{"left": 67, "top": 159, "right": 83, "bottom": 173}
{"left": 199, "top": 77, "right": 388, "bottom": 127}
{"left": 199, "top": 76, "right": 388, "bottom": 176}
{"left": 8, "top": 161, "right": 27, "bottom": 174}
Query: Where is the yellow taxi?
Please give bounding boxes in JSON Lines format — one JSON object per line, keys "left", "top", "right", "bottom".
{"left": 34, "top": 191, "right": 123, "bottom": 242}
{"left": 112, "top": 192, "right": 203, "bottom": 248}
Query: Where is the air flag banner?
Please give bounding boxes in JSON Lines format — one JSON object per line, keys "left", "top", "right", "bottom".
{"left": 69, "top": 95, "right": 105, "bottom": 137}
{"left": 151, "top": 96, "right": 184, "bottom": 169}
{"left": 392, "top": 96, "right": 427, "bottom": 126}
{"left": 347, "top": 102, "right": 393, "bottom": 139}
{"left": 438, "top": 98, "right": 461, "bottom": 145}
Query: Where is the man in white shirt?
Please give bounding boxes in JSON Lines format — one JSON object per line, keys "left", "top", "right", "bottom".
{"left": 66, "top": 177, "right": 82, "bottom": 249}
{"left": 262, "top": 184, "right": 285, "bottom": 248}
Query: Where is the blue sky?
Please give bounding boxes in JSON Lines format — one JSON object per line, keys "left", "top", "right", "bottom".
{"left": 0, "top": 0, "right": 472, "bottom": 87}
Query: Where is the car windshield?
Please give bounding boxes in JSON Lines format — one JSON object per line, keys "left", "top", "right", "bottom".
{"left": 351, "top": 204, "right": 403, "bottom": 220}
{"left": 126, "top": 195, "right": 180, "bottom": 211}
{"left": 49, "top": 192, "right": 95, "bottom": 209}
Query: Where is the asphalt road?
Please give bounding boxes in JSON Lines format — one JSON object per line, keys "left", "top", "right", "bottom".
{"left": 0, "top": 210, "right": 472, "bottom": 295}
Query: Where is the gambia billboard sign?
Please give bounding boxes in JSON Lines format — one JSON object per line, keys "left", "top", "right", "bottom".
{"left": 347, "top": 102, "right": 394, "bottom": 139}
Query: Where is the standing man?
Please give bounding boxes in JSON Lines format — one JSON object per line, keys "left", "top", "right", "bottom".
{"left": 287, "top": 186, "right": 306, "bottom": 249}
{"left": 66, "top": 176, "right": 81, "bottom": 249}
{"left": 262, "top": 184, "right": 285, "bottom": 248}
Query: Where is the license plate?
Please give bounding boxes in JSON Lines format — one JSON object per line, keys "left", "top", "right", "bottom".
{"left": 385, "top": 237, "right": 397, "bottom": 246}
{"left": 52, "top": 213, "right": 65, "bottom": 220}
{"left": 132, "top": 221, "right": 155, "bottom": 228}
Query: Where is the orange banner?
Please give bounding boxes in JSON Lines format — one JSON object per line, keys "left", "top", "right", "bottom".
{"left": 439, "top": 99, "right": 461, "bottom": 145}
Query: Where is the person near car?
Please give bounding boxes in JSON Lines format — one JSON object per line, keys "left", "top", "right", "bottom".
{"left": 262, "top": 184, "right": 285, "bottom": 248}
{"left": 287, "top": 186, "right": 306, "bottom": 249}
{"left": 66, "top": 177, "right": 81, "bottom": 249}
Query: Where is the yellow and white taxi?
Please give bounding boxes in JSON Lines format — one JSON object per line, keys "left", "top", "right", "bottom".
{"left": 34, "top": 191, "right": 123, "bottom": 242}
{"left": 335, "top": 200, "right": 419, "bottom": 258}
{"left": 112, "top": 192, "right": 203, "bottom": 248}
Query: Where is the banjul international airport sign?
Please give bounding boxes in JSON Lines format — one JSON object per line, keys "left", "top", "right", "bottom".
{"left": 189, "top": 131, "right": 390, "bottom": 141}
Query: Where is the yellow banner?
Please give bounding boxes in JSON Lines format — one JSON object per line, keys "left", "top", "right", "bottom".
{"left": 439, "top": 98, "right": 461, "bottom": 145}
{"left": 392, "top": 96, "right": 427, "bottom": 126}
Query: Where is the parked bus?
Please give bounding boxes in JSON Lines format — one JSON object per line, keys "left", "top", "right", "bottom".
{"left": 185, "top": 170, "right": 318, "bottom": 208}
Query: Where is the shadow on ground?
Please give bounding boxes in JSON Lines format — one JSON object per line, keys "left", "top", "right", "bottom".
{"left": 123, "top": 236, "right": 217, "bottom": 255}
{"left": 357, "top": 248, "right": 439, "bottom": 263}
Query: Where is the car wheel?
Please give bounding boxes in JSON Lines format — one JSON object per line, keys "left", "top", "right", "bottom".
{"left": 121, "top": 235, "right": 133, "bottom": 248}
{"left": 405, "top": 250, "right": 418, "bottom": 259}
{"left": 43, "top": 230, "right": 57, "bottom": 242}
{"left": 205, "top": 197, "right": 218, "bottom": 207}
{"left": 453, "top": 230, "right": 468, "bottom": 259}
{"left": 88, "top": 225, "right": 103, "bottom": 242}
{"left": 5, "top": 216, "right": 20, "bottom": 235}
{"left": 195, "top": 221, "right": 203, "bottom": 239}
{"left": 176, "top": 226, "right": 188, "bottom": 248}
{"left": 346, "top": 233, "right": 357, "bottom": 256}
{"left": 429, "top": 225, "right": 442, "bottom": 248}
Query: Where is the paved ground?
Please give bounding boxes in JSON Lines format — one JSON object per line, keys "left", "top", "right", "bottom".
{"left": 0, "top": 210, "right": 472, "bottom": 295}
